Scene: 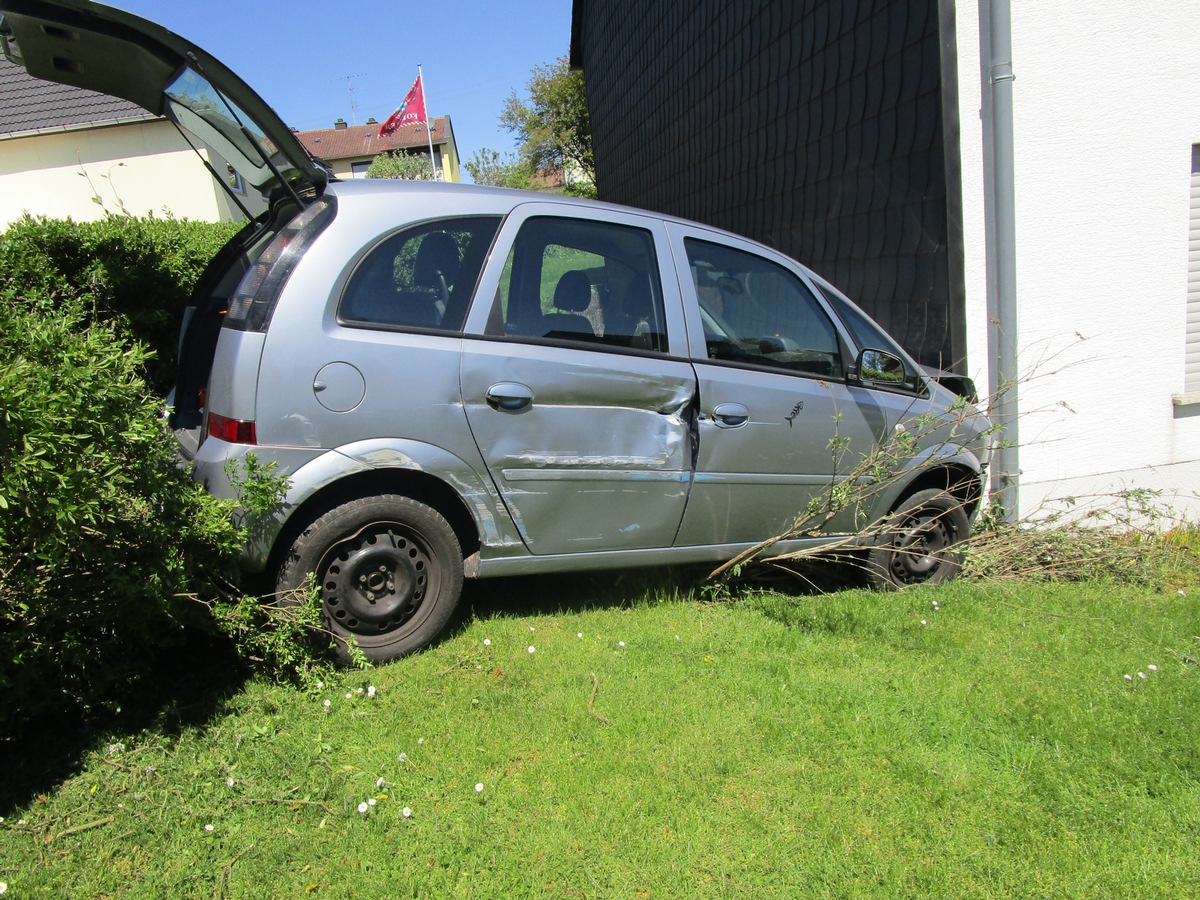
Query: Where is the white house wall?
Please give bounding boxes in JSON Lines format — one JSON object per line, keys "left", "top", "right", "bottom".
{"left": 956, "top": 2, "right": 1200, "bottom": 520}
{"left": 0, "top": 119, "right": 258, "bottom": 225}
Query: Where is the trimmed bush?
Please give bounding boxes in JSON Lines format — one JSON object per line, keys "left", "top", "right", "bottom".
{"left": 0, "top": 214, "right": 239, "bottom": 390}
{"left": 0, "top": 300, "right": 242, "bottom": 727}
{"left": 0, "top": 214, "right": 309, "bottom": 733}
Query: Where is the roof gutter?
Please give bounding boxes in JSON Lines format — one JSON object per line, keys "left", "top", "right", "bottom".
{"left": 979, "top": 0, "right": 1019, "bottom": 519}
{"left": 0, "top": 113, "right": 159, "bottom": 141}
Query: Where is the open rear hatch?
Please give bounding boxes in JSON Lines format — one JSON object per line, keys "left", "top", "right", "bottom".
{"left": 0, "top": 0, "right": 326, "bottom": 203}
{"left": 0, "top": 0, "right": 330, "bottom": 435}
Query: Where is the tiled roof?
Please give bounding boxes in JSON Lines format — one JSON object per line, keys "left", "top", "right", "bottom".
{"left": 294, "top": 116, "right": 450, "bottom": 162}
{"left": 0, "top": 55, "right": 157, "bottom": 137}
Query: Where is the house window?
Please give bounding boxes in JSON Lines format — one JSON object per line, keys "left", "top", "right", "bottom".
{"left": 1185, "top": 145, "right": 1200, "bottom": 401}
{"left": 226, "top": 165, "right": 246, "bottom": 195}
{"left": 350, "top": 160, "right": 372, "bottom": 178}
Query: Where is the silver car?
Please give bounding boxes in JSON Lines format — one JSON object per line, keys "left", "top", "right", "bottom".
{"left": 1, "top": 0, "right": 991, "bottom": 664}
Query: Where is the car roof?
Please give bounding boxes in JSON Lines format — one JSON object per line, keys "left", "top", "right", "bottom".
{"left": 323, "top": 178, "right": 769, "bottom": 247}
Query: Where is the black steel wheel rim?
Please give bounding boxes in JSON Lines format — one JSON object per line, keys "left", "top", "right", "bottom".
{"left": 887, "top": 510, "right": 953, "bottom": 584}
{"left": 317, "top": 521, "right": 437, "bottom": 635}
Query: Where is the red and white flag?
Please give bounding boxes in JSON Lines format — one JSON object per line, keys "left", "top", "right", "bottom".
{"left": 378, "top": 74, "right": 427, "bottom": 136}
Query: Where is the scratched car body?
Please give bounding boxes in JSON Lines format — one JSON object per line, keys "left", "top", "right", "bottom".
{"left": 2, "top": 0, "right": 991, "bottom": 663}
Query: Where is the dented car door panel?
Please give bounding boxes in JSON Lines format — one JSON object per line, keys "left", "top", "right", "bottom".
{"left": 459, "top": 204, "right": 698, "bottom": 555}
{"left": 460, "top": 341, "right": 696, "bottom": 555}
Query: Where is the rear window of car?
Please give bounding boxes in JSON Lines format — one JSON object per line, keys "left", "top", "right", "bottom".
{"left": 339, "top": 216, "right": 500, "bottom": 332}
{"left": 487, "top": 216, "right": 668, "bottom": 353}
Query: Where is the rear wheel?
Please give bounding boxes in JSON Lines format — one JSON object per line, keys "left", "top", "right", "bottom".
{"left": 277, "top": 495, "right": 463, "bottom": 664}
{"left": 865, "top": 488, "right": 970, "bottom": 589}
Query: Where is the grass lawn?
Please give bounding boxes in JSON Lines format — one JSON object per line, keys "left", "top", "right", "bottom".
{"left": 2, "top": 571, "right": 1199, "bottom": 897}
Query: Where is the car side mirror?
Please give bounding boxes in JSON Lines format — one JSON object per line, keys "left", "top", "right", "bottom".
{"left": 853, "top": 348, "right": 908, "bottom": 387}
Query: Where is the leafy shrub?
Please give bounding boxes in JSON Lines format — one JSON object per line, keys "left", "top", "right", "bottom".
{"left": 0, "top": 298, "right": 243, "bottom": 728}
{"left": 0, "top": 214, "right": 239, "bottom": 390}
{"left": 0, "top": 215, "right": 324, "bottom": 734}
{"left": 365, "top": 151, "right": 437, "bottom": 181}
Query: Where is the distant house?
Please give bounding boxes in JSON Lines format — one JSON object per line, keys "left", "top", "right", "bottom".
{"left": 0, "top": 56, "right": 261, "bottom": 226}
{"left": 294, "top": 116, "right": 461, "bottom": 183}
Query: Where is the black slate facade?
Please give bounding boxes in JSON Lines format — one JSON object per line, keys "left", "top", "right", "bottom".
{"left": 570, "top": 0, "right": 966, "bottom": 372}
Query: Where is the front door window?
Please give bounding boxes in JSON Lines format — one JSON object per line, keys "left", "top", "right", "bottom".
{"left": 686, "top": 238, "right": 842, "bottom": 377}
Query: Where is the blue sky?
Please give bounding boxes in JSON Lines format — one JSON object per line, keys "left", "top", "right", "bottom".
{"left": 107, "top": 1, "right": 574, "bottom": 174}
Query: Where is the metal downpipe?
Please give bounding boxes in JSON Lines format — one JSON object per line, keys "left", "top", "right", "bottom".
{"left": 980, "top": 0, "right": 1019, "bottom": 518}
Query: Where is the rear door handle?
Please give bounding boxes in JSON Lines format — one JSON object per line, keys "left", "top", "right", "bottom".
{"left": 485, "top": 382, "right": 534, "bottom": 411}
{"left": 711, "top": 402, "right": 749, "bottom": 428}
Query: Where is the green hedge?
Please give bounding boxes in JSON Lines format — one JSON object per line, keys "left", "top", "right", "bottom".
{"left": 0, "top": 214, "right": 239, "bottom": 390}
{"left": 0, "top": 214, "right": 287, "bottom": 732}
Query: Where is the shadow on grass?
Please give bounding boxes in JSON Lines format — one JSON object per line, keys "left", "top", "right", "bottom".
{"left": 452, "top": 554, "right": 865, "bottom": 632}
{"left": 0, "top": 557, "right": 863, "bottom": 814}
{"left": 726, "top": 553, "right": 868, "bottom": 594}
{"left": 0, "top": 570, "right": 695, "bottom": 815}
{"left": 0, "top": 629, "right": 250, "bottom": 816}
{"left": 459, "top": 565, "right": 708, "bottom": 620}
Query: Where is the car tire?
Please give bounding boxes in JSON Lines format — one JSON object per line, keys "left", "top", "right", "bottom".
{"left": 864, "top": 487, "right": 970, "bottom": 590}
{"left": 277, "top": 495, "right": 463, "bottom": 665}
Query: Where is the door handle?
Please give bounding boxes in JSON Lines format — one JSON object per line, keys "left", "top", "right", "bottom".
{"left": 485, "top": 382, "right": 534, "bottom": 411}
{"left": 711, "top": 402, "right": 749, "bottom": 428}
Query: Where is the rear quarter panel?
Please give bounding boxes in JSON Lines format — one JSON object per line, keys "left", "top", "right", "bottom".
{"left": 248, "top": 188, "right": 524, "bottom": 561}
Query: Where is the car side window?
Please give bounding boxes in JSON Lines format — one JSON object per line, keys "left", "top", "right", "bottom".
{"left": 684, "top": 238, "right": 842, "bottom": 377}
{"left": 815, "top": 283, "right": 898, "bottom": 355}
{"left": 340, "top": 216, "right": 500, "bottom": 332}
{"left": 488, "top": 216, "right": 668, "bottom": 353}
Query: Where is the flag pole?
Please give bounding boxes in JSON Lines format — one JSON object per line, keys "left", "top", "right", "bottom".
{"left": 418, "top": 64, "right": 440, "bottom": 180}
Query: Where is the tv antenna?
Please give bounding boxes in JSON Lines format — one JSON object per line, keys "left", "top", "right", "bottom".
{"left": 338, "top": 73, "right": 366, "bottom": 125}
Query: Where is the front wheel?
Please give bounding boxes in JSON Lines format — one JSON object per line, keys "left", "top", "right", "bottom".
{"left": 864, "top": 488, "right": 970, "bottom": 589}
{"left": 277, "top": 495, "right": 464, "bottom": 665}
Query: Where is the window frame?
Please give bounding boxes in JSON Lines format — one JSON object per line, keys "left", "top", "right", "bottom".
{"left": 1181, "top": 143, "right": 1200, "bottom": 405}
{"left": 475, "top": 209, "right": 677, "bottom": 357}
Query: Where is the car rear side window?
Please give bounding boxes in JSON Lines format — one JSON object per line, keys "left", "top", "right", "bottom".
{"left": 685, "top": 238, "right": 842, "bottom": 377}
{"left": 487, "top": 216, "right": 668, "bottom": 353}
{"left": 340, "top": 216, "right": 500, "bottom": 332}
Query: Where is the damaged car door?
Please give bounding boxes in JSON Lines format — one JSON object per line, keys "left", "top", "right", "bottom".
{"left": 460, "top": 206, "right": 696, "bottom": 555}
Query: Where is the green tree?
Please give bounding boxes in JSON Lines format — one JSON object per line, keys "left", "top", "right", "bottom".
{"left": 464, "top": 148, "right": 532, "bottom": 189}
{"left": 500, "top": 56, "right": 594, "bottom": 191}
{"left": 365, "top": 151, "right": 437, "bottom": 180}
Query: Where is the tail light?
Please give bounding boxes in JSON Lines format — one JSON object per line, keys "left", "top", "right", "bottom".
{"left": 225, "top": 196, "right": 336, "bottom": 333}
{"left": 206, "top": 411, "right": 257, "bottom": 445}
